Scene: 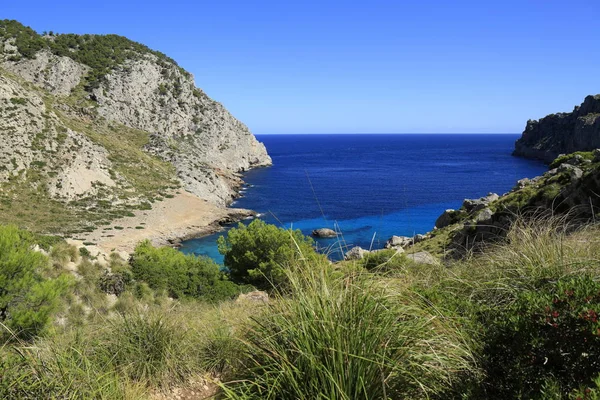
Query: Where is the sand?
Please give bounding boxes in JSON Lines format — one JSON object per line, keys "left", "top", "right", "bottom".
{"left": 81, "top": 191, "right": 253, "bottom": 254}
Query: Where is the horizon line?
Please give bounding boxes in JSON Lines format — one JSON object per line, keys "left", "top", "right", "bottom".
{"left": 255, "top": 132, "right": 521, "bottom": 135}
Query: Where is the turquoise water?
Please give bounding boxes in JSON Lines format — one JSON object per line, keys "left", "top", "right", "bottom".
{"left": 180, "top": 134, "right": 547, "bottom": 262}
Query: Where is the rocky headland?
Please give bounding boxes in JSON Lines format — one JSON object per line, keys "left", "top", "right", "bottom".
{"left": 0, "top": 20, "right": 270, "bottom": 245}
{"left": 513, "top": 94, "right": 600, "bottom": 163}
{"left": 374, "top": 97, "right": 600, "bottom": 261}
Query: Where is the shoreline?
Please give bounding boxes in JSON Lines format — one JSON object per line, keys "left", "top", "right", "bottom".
{"left": 81, "top": 191, "right": 255, "bottom": 254}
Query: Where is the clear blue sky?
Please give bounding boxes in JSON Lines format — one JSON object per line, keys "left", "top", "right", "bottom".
{"left": 3, "top": 1, "right": 599, "bottom": 134}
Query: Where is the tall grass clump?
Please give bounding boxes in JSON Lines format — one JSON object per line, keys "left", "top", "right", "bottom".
{"left": 449, "top": 215, "right": 600, "bottom": 307}
{"left": 222, "top": 264, "right": 477, "bottom": 399}
{"left": 0, "top": 325, "right": 146, "bottom": 399}
{"left": 105, "top": 310, "right": 197, "bottom": 386}
{"left": 419, "top": 215, "right": 600, "bottom": 398}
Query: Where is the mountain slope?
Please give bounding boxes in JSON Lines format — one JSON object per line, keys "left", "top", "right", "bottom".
{"left": 0, "top": 20, "right": 270, "bottom": 235}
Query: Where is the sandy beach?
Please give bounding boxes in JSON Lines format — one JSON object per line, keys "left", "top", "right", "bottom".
{"left": 81, "top": 191, "right": 253, "bottom": 254}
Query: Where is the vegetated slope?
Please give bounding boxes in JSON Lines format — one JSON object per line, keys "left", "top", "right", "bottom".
{"left": 514, "top": 94, "right": 600, "bottom": 163}
{"left": 0, "top": 20, "right": 271, "bottom": 234}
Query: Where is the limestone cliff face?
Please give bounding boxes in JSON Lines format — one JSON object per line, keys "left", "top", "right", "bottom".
{"left": 514, "top": 95, "right": 600, "bottom": 163}
{"left": 0, "top": 21, "right": 271, "bottom": 211}
{"left": 90, "top": 57, "right": 270, "bottom": 205}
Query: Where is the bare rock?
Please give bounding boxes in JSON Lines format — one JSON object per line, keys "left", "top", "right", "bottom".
{"left": 435, "top": 209, "right": 456, "bottom": 229}
{"left": 312, "top": 228, "right": 337, "bottom": 238}
{"left": 463, "top": 193, "right": 499, "bottom": 213}
{"left": 475, "top": 207, "right": 494, "bottom": 223}
{"left": 406, "top": 251, "right": 438, "bottom": 265}
{"left": 236, "top": 290, "right": 269, "bottom": 304}
{"left": 344, "top": 246, "right": 369, "bottom": 260}
{"left": 385, "top": 235, "right": 413, "bottom": 249}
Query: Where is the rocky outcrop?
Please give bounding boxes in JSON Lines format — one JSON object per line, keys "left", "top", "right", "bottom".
{"left": 514, "top": 95, "right": 600, "bottom": 163}
{"left": 344, "top": 246, "right": 369, "bottom": 260}
{"left": 90, "top": 57, "right": 270, "bottom": 205}
{"left": 426, "top": 153, "right": 600, "bottom": 258}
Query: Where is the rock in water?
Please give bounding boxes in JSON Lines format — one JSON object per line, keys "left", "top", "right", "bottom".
{"left": 312, "top": 228, "right": 337, "bottom": 238}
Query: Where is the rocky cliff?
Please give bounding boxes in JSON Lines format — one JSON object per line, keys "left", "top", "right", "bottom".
{"left": 513, "top": 95, "right": 600, "bottom": 163}
{"left": 0, "top": 20, "right": 270, "bottom": 233}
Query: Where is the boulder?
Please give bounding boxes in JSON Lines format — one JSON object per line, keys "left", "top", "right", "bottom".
{"left": 384, "top": 235, "right": 413, "bottom": 249}
{"left": 475, "top": 207, "right": 494, "bottom": 223}
{"left": 435, "top": 209, "right": 456, "bottom": 229}
{"left": 406, "top": 251, "right": 438, "bottom": 265}
{"left": 593, "top": 149, "right": 600, "bottom": 163}
{"left": 312, "top": 228, "right": 337, "bottom": 238}
{"left": 413, "top": 234, "right": 426, "bottom": 243}
{"left": 569, "top": 166, "right": 583, "bottom": 181}
{"left": 344, "top": 246, "right": 369, "bottom": 260}
{"left": 236, "top": 290, "right": 269, "bottom": 304}
{"left": 463, "top": 193, "right": 499, "bottom": 213}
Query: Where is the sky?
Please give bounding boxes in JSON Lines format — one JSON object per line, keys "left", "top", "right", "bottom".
{"left": 3, "top": 0, "right": 599, "bottom": 134}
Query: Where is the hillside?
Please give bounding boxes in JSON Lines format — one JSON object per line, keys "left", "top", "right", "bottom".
{"left": 0, "top": 20, "right": 271, "bottom": 236}
{"left": 514, "top": 94, "right": 600, "bottom": 162}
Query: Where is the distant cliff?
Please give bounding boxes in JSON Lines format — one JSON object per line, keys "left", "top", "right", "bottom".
{"left": 513, "top": 95, "right": 600, "bottom": 163}
{"left": 0, "top": 20, "right": 271, "bottom": 233}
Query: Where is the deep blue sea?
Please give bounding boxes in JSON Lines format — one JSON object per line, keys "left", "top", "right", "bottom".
{"left": 180, "top": 134, "right": 547, "bottom": 262}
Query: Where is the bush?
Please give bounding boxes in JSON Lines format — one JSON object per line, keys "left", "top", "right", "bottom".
{"left": 217, "top": 219, "right": 323, "bottom": 290}
{"left": 222, "top": 267, "right": 476, "bottom": 399}
{"left": 0, "top": 225, "right": 71, "bottom": 340}
{"left": 480, "top": 275, "right": 600, "bottom": 398}
{"left": 130, "top": 240, "right": 240, "bottom": 302}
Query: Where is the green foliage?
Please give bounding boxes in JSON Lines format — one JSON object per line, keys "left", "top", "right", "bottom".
{"left": 105, "top": 312, "right": 194, "bottom": 385}
{"left": 217, "top": 219, "right": 322, "bottom": 290}
{"left": 131, "top": 240, "right": 240, "bottom": 301}
{"left": 0, "top": 225, "right": 70, "bottom": 340}
{"left": 222, "top": 267, "right": 476, "bottom": 399}
{"left": 550, "top": 151, "right": 595, "bottom": 169}
{"left": 9, "top": 97, "right": 27, "bottom": 105}
{"left": 480, "top": 275, "right": 600, "bottom": 398}
{"left": 358, "top": 248, "right": 407, "bottom": 271}
{"left": 0, "top": 19, "right": 185, "bottom": 92}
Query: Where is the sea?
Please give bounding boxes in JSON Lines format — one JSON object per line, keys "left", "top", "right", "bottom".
{"left": 179, "top": 134, "right": 547, "bottom": 262}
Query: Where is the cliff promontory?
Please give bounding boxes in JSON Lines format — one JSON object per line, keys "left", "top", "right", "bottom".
{"left": 513, "top": 95, "right": 600, "bottom": 162}
{"left": 0, "top": 20, "right": 271, "bottom": 235}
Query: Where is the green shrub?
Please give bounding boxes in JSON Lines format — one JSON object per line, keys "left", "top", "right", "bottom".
{"left": 222, "top": 267, "right": 476, "bottom": 399}
{"left": 130, "top": 240, "right": 240, "bottom": 301}
{"left": 359, "top": 248, "right": 407, "bottom": 271}
{"left": 79, "top": 246, "right": 91, "bottom": 258}
{"left": 0, "top": 225, "right": 71, "bottom": 340}
{"left": 105, "top": 312, "right": 195, "bottom": 386}
{"left": 550, "top": 151, "right": 595, "bottom": 169}
{"left": 217, "top": 219, "right": 323, "bottom": 290}
{"left": 480, "top": 275, "right": 600, "bottom": 398}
